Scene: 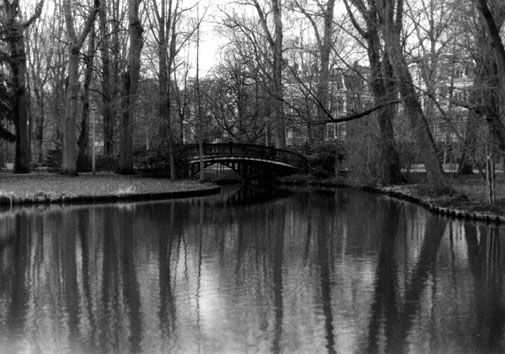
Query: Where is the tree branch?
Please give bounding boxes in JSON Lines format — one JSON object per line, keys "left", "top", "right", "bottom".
{"left": 311, "top": 100, "right": 401, "bottom": 125}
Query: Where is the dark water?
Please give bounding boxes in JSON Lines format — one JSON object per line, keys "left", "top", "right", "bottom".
{"left": 0, "top": 186, "right": 505, "bottom": 353}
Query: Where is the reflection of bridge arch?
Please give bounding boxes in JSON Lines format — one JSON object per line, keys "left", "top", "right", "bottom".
{"left": 134, "top": 143, "right": 308, "bottom": 180}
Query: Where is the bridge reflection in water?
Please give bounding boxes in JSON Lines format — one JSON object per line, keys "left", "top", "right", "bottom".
{"left": 0, "top": 188, "right": 505, "bottom": 352}
{"left": 135, "top": 143, "right": 308, "bottom": 180}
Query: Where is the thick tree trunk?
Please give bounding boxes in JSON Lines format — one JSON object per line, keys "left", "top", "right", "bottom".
{"left": 118, "top": 0, "right": 143, "bottom": 174}
{"left": 99, "top": 0, "right": 114, "bottom": 157}
{"left": 3, "top": 1, "right": 43, "bottom": 173}
{"left": 473, "top": 0, "right": 505, "bottom": 153}
{"left": 379, "top": 5, "right": 445, "bottom": 183}
{"left": 7, "top": 24, "right": 31, "bottom": 173}
{"left": 368, "top": 31, "right": 403, "bottom": 184}
{"left": 345, "top": 0, "right": 403, "bottom": 184}
{"left": 391, "top": 54, "right": 445, "bottom": 182}
{"left": 62, "top": 0, "right": 98, "bottom": 175}
{"left": 61, "top": 46, "right": 80, "bottom": 175}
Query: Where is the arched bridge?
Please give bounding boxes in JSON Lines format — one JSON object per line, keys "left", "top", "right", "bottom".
{"left": 186, "top": 143, "right": 308, "bottom": 179}
{"left": 134, "top": 143, "right": 308, "bottom": 180}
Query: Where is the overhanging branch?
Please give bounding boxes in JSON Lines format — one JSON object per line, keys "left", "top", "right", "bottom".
{"left": 311, "top": 100, "right": 401, "bottom": 125}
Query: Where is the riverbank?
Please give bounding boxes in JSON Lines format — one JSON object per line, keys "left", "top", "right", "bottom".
{"left": 0, "top": 173, "right": 220, "bottom": 206}
{"left": 279, "top": 174, "right": 505, "bottom": 223}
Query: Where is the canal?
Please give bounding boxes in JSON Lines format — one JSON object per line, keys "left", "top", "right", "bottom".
{"left": 0, "top": 186, "right": 504, "bottom": 353}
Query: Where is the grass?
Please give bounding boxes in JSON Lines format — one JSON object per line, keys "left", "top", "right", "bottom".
{"left": 0, "top": 172, "right": 217, "bottom": 205}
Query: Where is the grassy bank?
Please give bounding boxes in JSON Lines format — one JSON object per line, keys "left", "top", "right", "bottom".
{"left": 279, "top": 174, "right": 505, "bottom": 223}
{"left": 0, "top": 173, "right": 219, "bottom": 205}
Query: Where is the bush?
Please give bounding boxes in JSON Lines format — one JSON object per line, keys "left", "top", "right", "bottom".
{"left": 134, "top": 144, "right": 189, "bottom": 178}
{"left": 45, "top": 149, "right": 62, "bottom": 172}
{"left": 304, "top": 143, "right": 344, "bottom": 178}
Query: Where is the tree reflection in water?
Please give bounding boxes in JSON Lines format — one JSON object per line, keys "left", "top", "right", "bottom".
{"left": 0, "top": 187, "right": 505, "bottom": 352}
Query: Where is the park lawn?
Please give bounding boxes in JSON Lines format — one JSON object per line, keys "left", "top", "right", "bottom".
{"left": 0, "top": 172, "right": 217, "bottom": 204}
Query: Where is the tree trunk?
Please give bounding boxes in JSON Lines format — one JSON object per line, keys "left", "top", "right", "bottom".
{"left": 7, "top": 23, "right": 31, "bottom": 173}
{"left": 314, "top": 0, "right": 336, "bottom": 145}
{"left": 118, "top": 0, "right": 143, "bottom": 174}
{"left": 61, "top": 46, "right": 80, "bottom": 175}
{"left": 272, "top": 0, "right": 285, "bottom": 148}
{"left": 367, "top": 25, "right": 403, "bottom": 184}
{"left": 389, "top": 50, "right": 445, "bottom": 182}
{"left": 375, "top": 54, "right": 404, "bottom": 184}
{"left": 78, "top": 26, "right": 96, "bottom": 171}
{"left": 33, "top": 87, "right": 44, "bottom": 165}
{"left": 378, "top": 1, "right": 445, "bottom": 183}
{"left": 345, "top": 0, "right": 403, "bottom": 184}
{"left": 62, "top": 0, "right": 99, "bottom": 175}
{"left": 474, "top": 0, "right": 505, "bottom": 153}
{"left": 99, "top": 0, "right": 114, "bottom": 157}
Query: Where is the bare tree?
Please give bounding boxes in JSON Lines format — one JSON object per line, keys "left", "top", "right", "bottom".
{"left": 61, "top": 0, "right": 100, "bottom": 175}
{"left": 1, "top": 0, "right": 44, "bottom": 173}
{"left": 77, "top": 24, "right": 96, "bottom": 169}
{"left": 473, "top": 0, "right": 505, "bottom": 152}
{"left": 146, "top": 0, "right": 199, "bottom": 179}
{"left": 118, "top": 0, "right": 143, "bottom": 174}
{"left": 344, "top": 0, "right": 404, "bottom": 184}
{"left": 375, "top": 0, "right": 445, "bottom": 183}
{"left": 99, "top": 0, "right": 113, "bottom": 157}
{"left": 252, "top": 0, "right": 286, "bottom": 148}
{"left": 290, "top": 0, "right": 336, "bottom": 144}
{"left": 26, "top": 8, "right": 55, "bottom": 165}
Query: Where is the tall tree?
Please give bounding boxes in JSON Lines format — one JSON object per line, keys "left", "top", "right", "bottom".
{"left": 118, "top": 0, "right": 143, "bottom": 174}
{"left": 1, "top": 0, "right": 44, "bottom": 173}
{"left": 99, "top": 0, "right": 114, "bottom": 157}
{"left": 473, "top": 0, "right": 505, "bottom": 153}
{"left": 375, "top": 0, "right": 445, "bottom": 183}
{"left": 459, "top": 1, "right": 505, "bottom": 173}
{"left": 344, "top": 0, "right": 404, "bottom": 184}
{"left": 252, "top": 0, "right": 286, "bottom": 148}
{"left": 77, "top": 24, "right": 96, "bottom": 170}
{"left": 291, "top": 0, "right": 336, "bottom": 145}
{"left": 26, "top": 10, "right": 55, "bottom": 165}
{"left": 147, "top": 0, "right": 198, "bottom": 179}
{"left": 62, "top": 0, "right": 100, "bottom": 175}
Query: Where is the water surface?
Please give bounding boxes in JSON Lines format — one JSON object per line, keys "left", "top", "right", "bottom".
{"left": 0, "top": 186, "right": 504, "bottom": 353}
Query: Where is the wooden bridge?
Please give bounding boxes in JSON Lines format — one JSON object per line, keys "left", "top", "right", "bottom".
{"left": 134, "top": 143, "right": 308, "bottom": 180}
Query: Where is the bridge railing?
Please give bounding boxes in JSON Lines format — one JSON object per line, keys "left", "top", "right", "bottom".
{"left": 185, "top": 143, "right": 308, "bottom": 170}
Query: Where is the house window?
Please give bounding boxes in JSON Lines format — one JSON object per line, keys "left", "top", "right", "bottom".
{"left": 326, "top": 123, "right": 346, "bottom": 141}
